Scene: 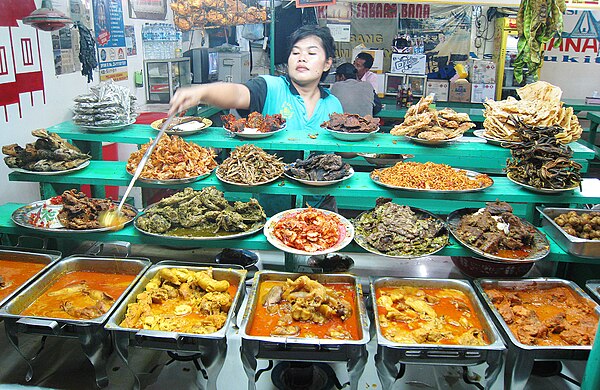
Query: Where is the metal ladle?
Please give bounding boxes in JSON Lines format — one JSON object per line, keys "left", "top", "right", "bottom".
{"left": 98, "top": 112, "right": 177, "bottom": 230}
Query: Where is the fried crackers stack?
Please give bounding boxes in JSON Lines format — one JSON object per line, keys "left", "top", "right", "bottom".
{"left": 483, "top": 81, "right": 582, "bottom": 144}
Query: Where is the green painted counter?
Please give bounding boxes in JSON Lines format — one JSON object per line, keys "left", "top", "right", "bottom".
{"left": 586, "top": 111, "right": 599, "bottom": 146}
{"left": 0, "top": 202, "right": 589, "bottom": 264}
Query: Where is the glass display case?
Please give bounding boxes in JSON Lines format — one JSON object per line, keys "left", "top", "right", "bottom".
{"left": 144, "top": 58, "right": 191, "bottom": 103}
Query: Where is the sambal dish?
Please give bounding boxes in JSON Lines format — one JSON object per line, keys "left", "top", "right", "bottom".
{"left": 0, "top": 259, "right": 46, "bottom": 302}
{"left": 484, "top": 286, "right": 598, "bottom": 346}
{"left": 21, "top": 270, "right": 136, "bottom": 320}
{"left": 120, "top": 268, "right": 236, "bottom": 334}
{"left": 248, "top": 275, "right": 360, "bottom": 340}
{"left": 376, "top": 286, "right": 489, "bottom": 345}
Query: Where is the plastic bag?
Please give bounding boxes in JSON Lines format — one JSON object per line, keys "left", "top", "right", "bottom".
{"left": 242, "top": 23, "right": 264, "bottom": 41}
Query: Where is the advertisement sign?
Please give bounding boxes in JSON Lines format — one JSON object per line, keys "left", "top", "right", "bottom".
{"left": 93, "top": 0, "right": 128, "bottom": 81}
{"left": 391, "top": 54, "right": 427, "bottom": 74}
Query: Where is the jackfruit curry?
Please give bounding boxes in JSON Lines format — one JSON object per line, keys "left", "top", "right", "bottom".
{"left": 484, "top": 286, "right": 598, "bottom": 346}
{"left": 248, "top": 275, "right": 360, "bottom": 340}
{"left": 0, "top": 259, "right": 46, "bottom": 301}
{"left": 21, "top": 270, "right": 135, "bottom": 320}
{"left": 120, "top": 268, "right": 236, "bottom": 334}
{"left": 376, "top": 286, "right": 489, "bottom": 345}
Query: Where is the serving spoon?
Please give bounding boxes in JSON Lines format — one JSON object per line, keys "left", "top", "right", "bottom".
{"left": 98, "top": 112, "right": 177, "bottom": 230}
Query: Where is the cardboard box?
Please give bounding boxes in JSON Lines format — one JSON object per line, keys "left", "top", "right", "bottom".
{"left": 390, "top": 53, "right": 427, "bottom": 75}
{"left": 471, "top": 83, "right": 496, "bottom": 103}
{"left": 449, "top": 79, "right": 471, "bottom": 103}
{"left": 352, "top": 48, "right": 384, "bottom": 73}
{"left": 469, "top": 59, "right": 496, "bottom": 84}
{"left": 426, "top": 79, "right": 449, "bottom": 102}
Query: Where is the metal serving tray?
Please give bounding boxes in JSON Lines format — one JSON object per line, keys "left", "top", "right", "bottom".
{"left": 0, "top": 254, "right": 151, "bottom": 388}
{"left": 474, "top": 278, "right": 600, "bottom": 389}
{"left": 585, "top": 279, "right": 600, "bottom": 303}
{"left": 105, "top": 261, "right": 247, "bottom": 390}
{"left": 370, "top": 278, "right": 505, "bottom": 390}
{"left": 539, "top": 207, "right": 600, "bottom": 259}
{"left": 0, "top": 246, "right": 61, "bottom": 309}
{"left": 239, "top": 271, "right": 370, "bottom": 390}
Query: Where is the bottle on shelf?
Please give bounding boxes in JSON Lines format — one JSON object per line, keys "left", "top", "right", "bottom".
{"left": 406, "top": 85, "right": 413, "bottom": 108}
{"left": 396, "top": 84, "right": 405, "bottom": 108}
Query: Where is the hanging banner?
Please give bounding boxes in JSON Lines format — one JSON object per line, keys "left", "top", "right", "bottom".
{"left": 352, "top": 0, "right": 599, "bottom": 10}
{"left": 93, "top": 0, "right": 128, "bottom": 81}
{"left": 541, "top": 9, "right": 600, "bottom": 98}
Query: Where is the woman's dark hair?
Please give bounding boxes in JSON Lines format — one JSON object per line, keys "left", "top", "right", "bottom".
{"left": 287, "top": 25, "right": 336, "bottom": 81}
{"left": 335, "top": 63, "right": 357, "bottom": 80}
{"left": 356, "top": 52, "right": 374, "bottom": 69}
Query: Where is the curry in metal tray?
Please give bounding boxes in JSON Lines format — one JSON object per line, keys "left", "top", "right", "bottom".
{"left": 0, "top": 259, "right": 46, "bottom": 301}
{"left": 376, "top": 286, "right": 489, "bottom": 345}
{"left": 484, "top": 286, "right": 598, "bottom": 346}
{"left": 248, "top": 276, "right": 360, "bottom": 340}
{"left": 120, "top": 268, "right": 237, "bottom": 334}
{"left": 21, "top": 270, "right": 135, "bottom": 320}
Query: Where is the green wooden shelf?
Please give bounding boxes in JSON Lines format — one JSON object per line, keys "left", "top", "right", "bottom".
{"left": 8, "top": 161, "right": 600, "bottom": 206}
{"left": 0, "top": 202, "right": 587, "bottom": 264}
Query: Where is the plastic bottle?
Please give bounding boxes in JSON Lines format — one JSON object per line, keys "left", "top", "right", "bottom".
{"left": 396, "top": 84, "right": 405, "bottom": 108}
{"left": 406, "top": 86, "right": 413, "bottom": 107}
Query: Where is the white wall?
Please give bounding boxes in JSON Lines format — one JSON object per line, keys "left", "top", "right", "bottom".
{"left": 0, "top": 1, "right": 174, "bottom": 205}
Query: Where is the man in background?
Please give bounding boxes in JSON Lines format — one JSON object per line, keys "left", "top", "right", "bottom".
{"left": 331, "top": 63, "right": 380, "bottom": 117}
{"left": 353, "top": 52, "right": 377, "bottom": 91}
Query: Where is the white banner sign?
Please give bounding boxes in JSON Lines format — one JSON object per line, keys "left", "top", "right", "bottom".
{"left": 327, "top": 23, "right": 351, "bottom": 42}
{"left": 390, "top": 53, "right": 426, "bottom": 74}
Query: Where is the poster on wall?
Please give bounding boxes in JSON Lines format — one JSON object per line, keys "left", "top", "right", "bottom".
{"left": 127, "top": 0, "right": 167, "bottom": 20}
{"left": 125, "top": 25, "right": 137, "bottom": 56}
{"left": 94, "top": 0, "right": 128, "bottom": 81}
{"left": 540, "top": 10, "right": 600, "bottom": 98}
{"left": 50, "top": 0, "right": 91, "bottom": 76}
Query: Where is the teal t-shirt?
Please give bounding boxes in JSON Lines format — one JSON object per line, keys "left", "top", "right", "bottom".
{"left": 246, "top": 75, "right": 342, "bottom": 132}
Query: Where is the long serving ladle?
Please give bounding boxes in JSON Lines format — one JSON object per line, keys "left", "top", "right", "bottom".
{"left": 98, "top": 112, "right": 178, "bottom": 230}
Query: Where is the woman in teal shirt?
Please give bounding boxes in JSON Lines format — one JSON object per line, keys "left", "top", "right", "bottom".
{"left": 169, "top": 26, "right": 342, "bottom": 131}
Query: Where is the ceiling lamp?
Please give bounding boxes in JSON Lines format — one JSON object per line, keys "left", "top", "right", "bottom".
{"left": 23, "top": 0, "right": 73, "bottom": 32}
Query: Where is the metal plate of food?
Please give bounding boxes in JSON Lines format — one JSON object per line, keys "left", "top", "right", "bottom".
{"left": 370, "top": 167, "right": 493, "bottom": 193}
{"left": 127, "top": 167, "right": 214, "bottom": 185}
{"left": 0, "top": 255, "right": 151, "bottom": 326}
{"left": 284, "top": 164, "right": 354, "bottom": 187}
{"left": 371, "top": 277, "right": 505, "bottom": 353}
{"left": 405, "top": 134, "right": 463, "bottom": 146}
{"left": 474, "top": 278, "right": 599, "bottom": 352}
{"left": 358, "top": 153, "right": 413, "bottom": 167}
{"left": 447, "top": 206, "right": 550, "bottom": 262}
{"left": 353, "top": 202, "right": 448, "bottom": 259}
{"left": 106, "top": 261, "right": 246, "bottom": 341}
{"left": 240, "top": 271, "right": 370, "bottom": 345}
{"left": 215, "top": 169, "right": 282, "bottom": 187}
{"left": 0, "top": 246, "right": 62, "bottom": 308}
{"left": 11, "top": 199, "right": 137, "bottom": 233}
{"left": 539, "top": 207, "right": 600, "bottom": 259}
{"left": 78, "top": 119, "right": 136, "bottom": 132}
{"left": 225, "top": 123, "right": 286, "bottom": 139}
{"left": 473, "top": 129, "right": 520, "bottom": 147}
{"left": 150, "top": 117, "right": 212, "bottom": 135}
{"left": 264, "top": 208, "right": 355, "bottom": 256}
{"left": 507, "top": 172, "right": 580, "bottom": 194}
{"left": 10, "top": 160, "right": 90, "bottom": 175}
{"left": 134, "top": 187, "right": 267, "bottom": 241}
{"left": 585, "top": 280, "right": 600, "bottom": 304}
{"left": 325, "top": 127, "right": 379, "bottom": 141}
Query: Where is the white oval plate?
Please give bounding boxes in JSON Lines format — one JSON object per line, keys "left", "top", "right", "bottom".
{"left": 216, "top": 169, "right": 282, "bottom": 187}
{"left": 151, "top": 117, "right": 213, "bottom": 136}
{"left": 370, "top": 168, "right": 494, "bottom": 193}
{"left": 127, "top": 167, "right": 214, "bottom": 185}
{"left": 11, "top": 160, "right": 90, "bottom": 175}
{"left": 473, "top": 129, "right": 520, "bottom": 146}
{"left": 264, "top": 208, "right": 355, "bottom": 256}
{"left": 506, "top": 172, "right": 580, "bottom": 194}
{"left": 77, "top": 119, "right": 136, "bottom": 132}
{"left": 283, "top": 165, "right": 354, "bottom": 187}
{"left": 325, "top": 127, "right": 379, "bottom": 141}
{"left": 225, "top": 123, "right": 286, "bottom": 139}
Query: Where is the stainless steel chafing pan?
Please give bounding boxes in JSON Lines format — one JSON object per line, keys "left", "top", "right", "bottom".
{"left": 585, "top": 279, "right": 600, "bottom": 303}
{"left": 239, "top": 271, "right": 370, "bottom": 390}
{"left": 474, "top": 278, "right": 600, "bottom": 390}
{"left": 370, "top": 277, "right": 505, "bottom": 390}
{"left": 0, "top": 254, "right": 151, "bottom": 388}
{"left": 0, "top": 246, "right": 61, "bottom": 309}
{"left": 539, "top": 207, "right": 600, "bottom": 259}
{"left": 105, "top": 261, "right": 247, "bottom": 390}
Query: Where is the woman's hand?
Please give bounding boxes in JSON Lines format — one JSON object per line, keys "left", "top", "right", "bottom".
{"left": 169, "top": 85, "right": 204, "bottom": 116}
